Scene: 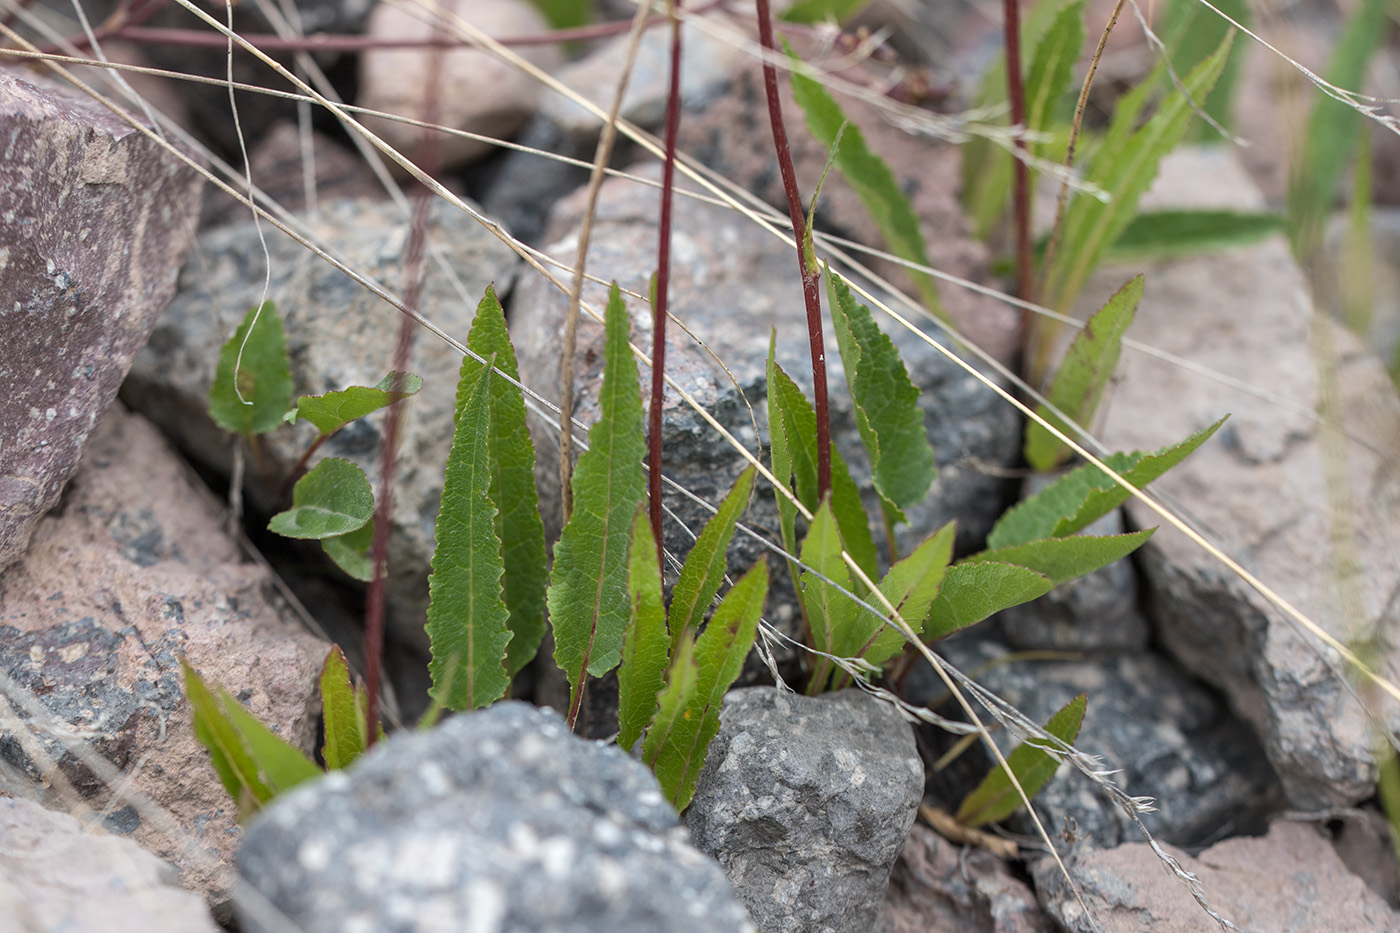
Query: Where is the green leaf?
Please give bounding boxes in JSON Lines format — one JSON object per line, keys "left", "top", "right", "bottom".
{"left": 768, "top": 356, "right": 879, "bottom": 583}
{"left": 320, "top": 520, "right": 375, "bottom": 582}
{"left": 427, "top": 359, "right": 511, "bottom": 711}
{"left": 989, "top": 419, "right": 1224, "bottom": 549}
{"left": 780, "top": 0, "right": 868, "bottom": 24}
{"left": 827, "top": 268, "right": 936, "bottom": 524}
{"left": 1025, "top": 275, "right": 1142, "bottom": 472}
{"left": 1287, "top": 0, "right": 1387, "bottom": 259}
{"left": 183, "top": 659, "right": 272, "bottom": 817}
{"left": 549, "top": 284, "right": 648, "bottom": 709}
{"left": 924, "top": 562, "right": 1054, "bottom": 641}
{"left": 464, "top": 285, "right": 549, "bottom": 679}
{"left": 669, "top": 467, "right": 757, "bottom": 652}
{"left": 767, "top": 332, "right": 801, "bottom": 570}
{"left": 1024, "top": 0, "right": 1085, "bottom": 162}
{"left": 640, "top": 638, "right": 699, "bottom": 790}
{"left": 1104, "top": 210, "right": 1283, "bottom": 263}
{"left": 1163, "top": 0, "right": 1248, "bottom": 139}
{"left": 525, "top": 0, "right": 591, "bottom": 29}
{"left": 283, "top": 372, "right": 422, "bottom": 435}
{"left": 182, "top": 660, "right": 320, "bottom": 822}
{"left": 858, "top": 522, "right": 957, "bottom": 672}
{"left": 318, "top": 646, "right": 364, "bottom": 771}
{"left": 209, "top": 302, "right": 293, "bottom": 437}
{"left": 956, "top": 694, "right": 1087, "bottom": 827}
{"left": 969, "top": 529, "right": 1154, "bottom": 585}
{"left": 786, "top": 41, "right": 943, "bottom": 317}
{"left": 800, "top": 500, "right": 859, "bottom": 693}
{"left": 268, "top": 458, "right": 374, "bottom": 539}
{"left": 645, "top": 559, "right": 768, "bottom": 810}
{"left": 619, "top": 510, "right": 671, "bottom": 753}
{"left": 1045, "top": 34, "right": 1233, "bottom": 311}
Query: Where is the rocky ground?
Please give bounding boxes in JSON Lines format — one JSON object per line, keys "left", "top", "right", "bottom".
{"left": 3, "top": 0, "right": 1400, "bottom": 930}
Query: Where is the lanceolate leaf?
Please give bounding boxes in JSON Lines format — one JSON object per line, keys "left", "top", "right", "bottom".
{"left": 857, "top": 522, "right": 957, "bottom": 673}
{"left": 268, "top": 458, "right": 373, "bottom": 539}
{"left": 956, "top": 694, "right": 1087, "bottom": 827}
{"left": 646, "top": 559, "right": 768, "bottom": 810}
{"left": 780, "top": 0, "right": 867, "bottom": 24}
{"left": 669, "top": 467, "right": 757, "bottom": 651}
{"left": 924, "top": 561, "right": 1054, "bottom": 642}
{"left": 801, "top": 501, "right": 859, "bottom": 694}
{"left": 209, "top": 301, "right": 293, "bottom": 437}
{"left": 1025, "top": 275, "right": 1142, "bottom": 472}
{"left": 218, "top": 697, "right": 321, "bottom": 795}
{"left": 549, "top": 284, "right": 648, "bottom": 707}
{"left": 619, "top": 510, "right": 671, "bottom": 753}
{"left": 1024, "top": 0, "right": 1084, "bottom": 162}
{"left": 640, "top": 638, "right": 699, "bottom": 790}
{"left": 786, "top": 42, "right": 943, "bottom": 317}
{"left": 427, "top": 360, "right": 512, "bottom": 711}
{"left": 464, "top": 286, "right": 548, "bottom": 678}
{"left": 283, "top": 372, "right": 423, "bottom": 435}
{"left": 969, "top": 529, "right": 1154, "bottom": 586}
{"left": 988, "top": 419, "right": 1224, "bottom": 549}
{"left": 767, "top": 332, "right": 800, "bottom": 567}
{"left": 1046, "top": 35, "right": 1233, "bottom": 311}
{"left": 1105, "top": 210, "right": 1283, "bottom": 263}
{"left": 827, "top": 268, "right": 936, "bottom": 524}
{"left": 768, "top": 356, "right": 879, "bottom": 582}
{"left": 319, "top": 646, "right": 364, "bottom": 771}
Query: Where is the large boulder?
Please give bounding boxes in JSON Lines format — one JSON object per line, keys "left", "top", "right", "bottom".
{"left": 236, "top": 701, "right": 755, "bottom": 933}
{"left": 0, "top": 68, "right": 203, "bottom": 572}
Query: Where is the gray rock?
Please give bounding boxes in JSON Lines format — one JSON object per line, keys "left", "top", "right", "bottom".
{"left": 1032, "top": 820, "right": 1400, "bottom": 932}
{"left": 510, "top": 166, "right": 1020, "bottom": 611}
{"left": 539, "top": 8, "right": 743, "bottom": 142}
{"left": 1090, "top": 146, "right": 1400, "bottom": 808}
{"left": 876, "top": 822, "right": 1053, "bottom": 933}
{"left": 0, "top": 405, "right": 326, "bottom": 913}
{"left": 123, "top": 196, "right": 522, "bottom": 653}
{"left": 236, "top": 701, "right": 755, "bottom": 933}
{"left": 0, "top": 796, "right": 219, "bottom": 933}
{"left": 996, "top": 503, "right": 1148, "bottom": 652}
{"left": 0, "top": 68, "right": 203, "bottom": 573}
{"left": 683, "top": 687, "right": 923, "bottom": 933}
{"left": 914, "top": 637, "right": 1280, "bottom": 849}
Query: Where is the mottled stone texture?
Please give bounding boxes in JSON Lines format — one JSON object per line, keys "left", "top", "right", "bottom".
{"left": 0, "top": 68, "right": 203, "bottom": 572}
{"left": 683, "top": 687, "right": 923, "bottom": 933}
{"left": 0, "top": 406, "right": 325, "bottom": 914}
{"left": 0, "top": 796, "right": 219, "bottom": 932}
{"left": 237, "top": 702, "right": 755, "bottom": 933}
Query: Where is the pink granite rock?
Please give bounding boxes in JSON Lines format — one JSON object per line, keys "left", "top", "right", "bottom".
{"left": 0, "top": 68, "right": 203, "bottom": 573}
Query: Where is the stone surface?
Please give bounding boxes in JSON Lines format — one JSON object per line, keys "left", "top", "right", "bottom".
{"left": 237, "top": 701, "right": 755, "bottom": 933}
{"left": 1089, "top": 146, "right": 1400, "bottom": 808}
{"left": 995, "top": 503, "right": 1148, "bottom": 652}
{"left": 0, "top": 405, "right": 326, "bottom": 912}
{"left": 123, "top": 196, "right": 521, "bottom": 653}
{"left": 1033, "top": 819, "right": 1400, "bottom": 932}
{"left": 876, "top": 822, "right": 1052, "bottom": 933}
{"left": 539, "top": 9, "right": 742, "bottom": 142}
{"left": 510, "top": 165, "right": 1020, "bottom": 585}
{"left": 683, "top": 687, "right": 923, "bottom": 933}
{"left": 914, "top": 637, "right": 1280, "bottom": 849}
{"left": 0, "top": 68, "right": 203, "bottom": 573}
{"left": 675, "top": 47, "right": 1021, "bottom": 366}
{"left": 359, "top": 0, "right": 561, "bottom": 171}
{"left": 0, "top": 795, "right": 219, "bottom": 932}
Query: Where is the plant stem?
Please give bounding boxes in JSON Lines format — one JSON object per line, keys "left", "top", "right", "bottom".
{"left": 649, "top": 0, "right": 683, "bottom": 569}
{"left": 1004, "top": 0, "right": 1033, "bottom": 340}
{"left": 754, "top": 0, "right": 830, "bottom": 500}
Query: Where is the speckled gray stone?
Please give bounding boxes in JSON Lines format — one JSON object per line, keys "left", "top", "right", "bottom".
{"left": 236, "top": 702, "right": 755, "bottom": 933}
{"left": 682, "top": 687, "right": 924, "bottom": 933}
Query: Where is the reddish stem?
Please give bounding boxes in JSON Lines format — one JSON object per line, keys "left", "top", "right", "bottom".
{"left": 1004, "top": 0, "right": 1034, "bottom": 332}
{"left": 649, "top": 0, "right": 683, "bottom": 571}
{"left": 753, "top": 0, "right": 830, "bottom": 500}
{"left": 363, "top": 26, "right": 444, "bottom": 745}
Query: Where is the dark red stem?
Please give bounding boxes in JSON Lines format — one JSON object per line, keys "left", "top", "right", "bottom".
{"left": 754, "top": 0, "right": 830, "bottom": 500}
{"left": 649, "top": 0, "right": 683, "bottom": 571}
{"left": 1004, "top": 0, "right": 1033, "bottom": 324}
{"left": 363, "top": 31, "right": 443, "bottom": 745}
